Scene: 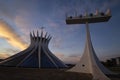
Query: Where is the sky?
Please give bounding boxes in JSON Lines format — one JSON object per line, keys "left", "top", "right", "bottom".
{"left": 0, "top": 0, "right": 120, "bottom": 64}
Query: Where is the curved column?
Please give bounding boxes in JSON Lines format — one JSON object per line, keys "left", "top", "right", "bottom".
{"left": 16, "top": 36, "right": 39, "bottom": 66}
{"left": 44, "top": 36, "right": 67, "bottom": 68}
{"left": 42, "top": 37, "right": 58, "bottom": 68}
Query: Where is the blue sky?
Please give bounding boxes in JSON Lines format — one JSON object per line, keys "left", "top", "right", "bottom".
{"left": 0, "top": 0, "right": 120, "bottom": 63}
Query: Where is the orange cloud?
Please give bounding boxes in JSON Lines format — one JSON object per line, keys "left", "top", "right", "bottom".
{"left": 0, "top": 19, "right": 28, "bottom": 50}
{"left": 0, "top": 53, "right": 10, "bottom": 59}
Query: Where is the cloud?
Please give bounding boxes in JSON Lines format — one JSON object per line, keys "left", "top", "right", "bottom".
{"left": 52, "top": 37, "right": 63, "bottom": 48}
{"left": 47, "top": 19, "right": 59, "bottom": 28}
{"left": 0, "top": 53, "right": 10, "bottom": 59}
{"left": 98, "top": 0, "right": 120, "bottom": 11}
{"left": 64, "top": 55, "right": 81, "bottom": 64}
{"left": 0, "top": 48, "right": 20, "bottom": 59}
{"left": 54, "top": 53, "right": 81, "bottom": 64}
{"left": 0, "top": 19, "right": 28, "bottom": 50}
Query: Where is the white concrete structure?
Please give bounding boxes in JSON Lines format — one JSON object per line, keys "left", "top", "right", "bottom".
{"left": 0, "top": 30, "right": 67, "bottom": 68}
{"left": 68, "top": 22, "right": 114, "bottom": 80}
{"left": 66, "top": 10, "right": 114, "bottom": 80}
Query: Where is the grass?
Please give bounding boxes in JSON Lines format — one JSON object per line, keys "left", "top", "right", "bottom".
{"left": 0, "top": 67, "right": 92, "bottom": 80}
{"left": 0, "top": 67, "right": 119, "bottom": 80}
